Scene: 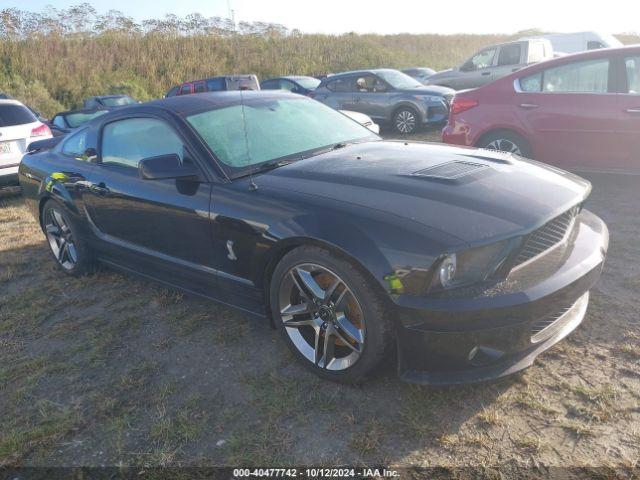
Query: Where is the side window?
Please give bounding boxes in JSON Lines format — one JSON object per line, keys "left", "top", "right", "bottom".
{"left": 279, "top": 80, "right": 296, "bottom": 92}
{"left": 194, "top": 82, "right": 206, "bottom": 93}
{"left": 206, "top": 78, "right": 226, "bottom": 91}
{"left": 625, "top": 57, "right": 640, "bottom": 94}
{"left": 542, "top": 59, "right": 610, "bottom": 93}
{"left": 61, "top": 128, "right": 89, "bottom": 159}
{"left": 519, "top": 72, "right": 543, "bottom": 92}
{"left": 497, "top": 44, "right": 522, "bottom": 66}
{"left": 52, "top": 115, "right": 66, "bottom": 129}
{"left": 587, "top": 41, "right": 606, "bottom": 50}
{"left": 326, "top": 77, "right": 353, "bottom": 93}
{"left": 101, "top": 118, "right": 184, "bottom": 169}
{"left": 261, "top": 80, "right": 278, "bottom": 90}
{"left": 355, "top": 75, "right": 386, "bottom": 93}
{"left": 464, "top": 48, "right": 496, "bottom": 71}
{"left": 180, "top": 84, "right": 192, "bottom": 95}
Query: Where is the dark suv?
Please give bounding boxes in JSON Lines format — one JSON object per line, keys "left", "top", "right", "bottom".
{"left": 312, "top": 69, "right": 454, "bottom": 133}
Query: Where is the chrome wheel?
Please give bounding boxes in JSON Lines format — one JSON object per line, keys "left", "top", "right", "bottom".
{"left": 45, "top": 208, "right": 78, "bottom": 270}
{"left": 278, "top": 264, "right": 365, "bottom": 371}
{"left": 485, "top": 138, "right": 522, "bottom": 155}
{"left": 395, "top": 110, "right": 417, "bottom": 133}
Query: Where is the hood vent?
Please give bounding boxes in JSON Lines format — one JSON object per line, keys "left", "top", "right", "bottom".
{"left": 412, "top": 161, "right": 488, "bottom": 180}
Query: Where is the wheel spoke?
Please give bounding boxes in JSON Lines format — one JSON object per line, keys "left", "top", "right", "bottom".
{"left": 66, "top": 243, "right": 78, "bottom": 263}
{"left": 294, "top": 267, "right": 326, "bottom": 301}
{"left": 335, "top": 314, "right": 364, "bottom": 346}
{"left": 320, "top": 326, "right": 336, "bottom": 368}
{"left": 281, "top": 302, "right": 314, "bottom": 318}
{"left": 45, "top": 224, "right": 61, "bottom": 236}
{"left": 313, "top": 326, "right": 322, "bottom": 365}
{"left": 52, "top": 210, "right": 68, "bottom": 232}
{"left": 56, "top": 238, "right": 67, "bottom": 261}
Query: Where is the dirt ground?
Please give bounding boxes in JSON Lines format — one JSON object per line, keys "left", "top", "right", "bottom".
{"left": 0, "top": 129, "right": 639, "bottom": 474}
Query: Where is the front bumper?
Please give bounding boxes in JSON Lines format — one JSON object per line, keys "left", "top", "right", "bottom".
{"left": 394, "top": 209, "right": 608, "bottom": 385}
{"left": 423, "top": 101, "right": 449, "bottom": 125}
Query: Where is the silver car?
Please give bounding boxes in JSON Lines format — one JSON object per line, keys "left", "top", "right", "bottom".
{"left": 313, "top": 69, "right": 454, "bottom": 134}
{"left": 426, "top": 39, "right": 553, "bottom": 90}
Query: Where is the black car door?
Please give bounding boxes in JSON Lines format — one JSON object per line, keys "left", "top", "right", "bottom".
{"left": 84, "top": 114, "right": 218, "bottom": 297}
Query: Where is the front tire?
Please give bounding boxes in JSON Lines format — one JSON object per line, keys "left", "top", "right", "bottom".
{"left": 42, "top": 199, "right": 94, "bottom": 276}
{"left": 393, "top": 107, "right": 420, "bottom": 134}
{"left": 270, "top": 246, "right": 391, "bottom": 383}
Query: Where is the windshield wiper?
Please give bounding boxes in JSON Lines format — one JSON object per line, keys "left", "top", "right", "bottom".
{"left": 252, "top": 159, "right": 294, "bottom": 173}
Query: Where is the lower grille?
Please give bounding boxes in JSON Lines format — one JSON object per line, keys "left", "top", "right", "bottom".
{"left": 515, "top": 206, "right": 579, "bottom": 267}
{"left": 530, "top": 292, "right": 589, "bottom": 343}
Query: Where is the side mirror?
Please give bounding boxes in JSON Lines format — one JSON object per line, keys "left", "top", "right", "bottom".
{"left": 460, "top": 62, "right": 475, "bottom": 72}
{"left": 139, "top": 154, "right": 200, "bottom": 181}
{"left": 83, "top": 148, "right": 98, "bottom": 162}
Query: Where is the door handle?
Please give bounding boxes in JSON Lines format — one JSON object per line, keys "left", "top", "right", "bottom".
{"left": 90, "top": 182, "right": 110, "bottom": 195}
{"left": 481, "top": 72, "right": 491, "bottom": 76}
{"left": 625, "top": 108, "right": 640, "bottom": 114}
{"left": 519, "top": 103, "right": 539, "bottom": 110}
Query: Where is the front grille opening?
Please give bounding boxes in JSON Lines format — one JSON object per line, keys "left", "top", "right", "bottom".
{"left": 530, "top": 293, "right": 588, "bottom": 344}
{"left": 412, "top": 161, "right": 488, "bottom": 180}
{"left": 514, "top": 206, "right": 579, "bottom": 268}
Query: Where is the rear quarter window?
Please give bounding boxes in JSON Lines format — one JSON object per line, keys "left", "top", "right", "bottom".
{"left": 0, "top": 104, "right": 36, "bottom": 127}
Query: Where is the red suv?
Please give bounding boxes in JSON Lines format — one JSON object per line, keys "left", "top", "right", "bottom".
{"left": 442, "top": 46, "right": 640, "bottom": 172}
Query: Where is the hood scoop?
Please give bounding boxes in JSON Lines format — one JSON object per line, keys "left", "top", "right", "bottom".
{"left": 411, "top": 161, "right": 488, "bottom": 180}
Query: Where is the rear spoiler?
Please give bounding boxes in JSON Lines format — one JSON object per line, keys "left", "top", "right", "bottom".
{"left": 27, "top": 136, "right": 63, "bottom": 154}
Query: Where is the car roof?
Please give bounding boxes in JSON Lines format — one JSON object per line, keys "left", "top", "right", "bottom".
{"left": 0, "top": 99, "right": 24, "bottom": 106}
{"left": 55, "top": 108, "right": 108, "bottom": 116}
{"left": 323, "top": 68, "right": 399, "bottom": 80}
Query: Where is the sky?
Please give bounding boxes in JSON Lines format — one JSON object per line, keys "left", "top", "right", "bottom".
{"left": 3, "top": 0, "right": 640, "bottom": 35}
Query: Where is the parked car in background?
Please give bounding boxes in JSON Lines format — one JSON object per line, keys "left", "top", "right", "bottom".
{"left": 260, "top": 76, "right": 321, "bottom": 95}
{"left": 426, "top": 39, "right": 553, "bottom": 90}
{"left": 442, "top": 45, "right": 640, "bottom": 172}
{"left": 340, "top": 110, "right": 380, "bottom": 134}
{"left": 313, "top": 69, "right": 454, "bottom": 134}
{"left": 521, "top": 32, "right": 623, "bottom": 55}
{"left": 83, "top": 95, "right": 137, "bottom": 109}
{"left": 50, "top": 108, "right": 109, "bottom": 136}
{"left": 401, "top": 67, "right": 436, "bottom": 84}
{"left": 19, "top": 91, "right": 608, "bottom": 384}
{"left": 166, "top": 75, "right": 260, "bottom": 97}
{"left": 0, "top": 99, "right": 52, "bottom": 186}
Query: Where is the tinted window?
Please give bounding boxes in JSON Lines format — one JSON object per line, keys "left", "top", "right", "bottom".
{"left": 497, "top": 44, "right": 522, "bottom": 66}
{"left": 625, "top": 57, "right": 640, "bottom": 94}
{"left": 101, "top": 118, "right": 184, "bottom": 169}
{"left": 325, "top": 77, "right": 353, "bottom": 92}
{"left": 61, "top": 128, "right": 89, "bottom": 158}
{"left": 295, "top": 77, "right": 321, "bottom": 90}
{"left": 543, "top": 59, "right": 609, "bottom": 93}
{"left": 186, "top": 97, "right": 376, "bottom": 171}
{"left": 65, "top": 110, "right": 107, "bottom": 128}
{"left": 375, "top": 70, "right": 422, "bottom": 89}
{"left": 260, "top": 80, "right": 279, "bottom": 90}
{"left": 100, "top": 96, "right": 136, "bottom": 107}
{"left": 355, "top": 75, "right": 387, "bottom": 93}
{"left": 206, "top": 78, "right": 226, "bottom": 91}
{"left": 180, "top": 84, "right": 192, "bottom": 95}
{"left": 52, "top": 115, "right": 67, "bottom": 129}
{"left": 279, "top": 80, "right": 296, "bottom": 92}
{"left": 0, "top": 103, "right": 36, "bottom": 127}
{"left": 166, "top": 86, "right": 179, "bottom": 97}
{"left": 194, "top": 82, "right": 206, "bottom": 93}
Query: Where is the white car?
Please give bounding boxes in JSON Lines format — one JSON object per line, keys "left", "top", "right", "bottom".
{"left": 0, "top": 99, "right": 52, "bottom": 187}
{"left": 340, "top": 110, "right": 380, "bottom": 134}
{"left": 520, "top": 32, "right": 623, "bottom": 55}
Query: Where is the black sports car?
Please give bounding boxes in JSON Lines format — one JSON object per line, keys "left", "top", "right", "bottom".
{"left": 19, "top": 91, "right": 608, "bottom": 384}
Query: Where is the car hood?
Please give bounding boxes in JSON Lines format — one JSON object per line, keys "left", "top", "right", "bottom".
{"left": 257, "top": 141, "right": 591, "bottom": 246}
{"left": 426, "top": 69, "right": 456, "bottom": 81}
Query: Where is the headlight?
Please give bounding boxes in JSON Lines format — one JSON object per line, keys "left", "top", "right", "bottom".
{"left": 429, "top": 239, "right": 514, "bottom": 291}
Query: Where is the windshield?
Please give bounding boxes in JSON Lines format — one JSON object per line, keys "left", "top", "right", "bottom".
{"left": 65, "top": 110, "right": 108, "bottom": 128}
{"left": 101, "top": 96, "right": 136, "bottom": 107}
{"left": 186, "top": 97, "right": 378, "bottom": 176}
{"left": 375, "top": 70, "right": 423, "bottom": 89}
{"left": 295, "top": 77, "right": 321, "bottom": 90}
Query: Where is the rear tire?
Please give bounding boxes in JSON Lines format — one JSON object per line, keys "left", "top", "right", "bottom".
{"left": 270, "top": 246, "right": 392, "bottom": 384}
{"left": 42, "top": 199, "right": 94, "bottom": 276}
{"left": 393, "top": 106, "right": 420, "bottom": 134}
{"left": 477, "top": 130, "right": 532, "bottom": 158}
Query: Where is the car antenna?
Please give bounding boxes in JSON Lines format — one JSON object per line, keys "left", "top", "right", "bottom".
{"left": 239, "top": 88, "right": 258, "bottom": 191}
